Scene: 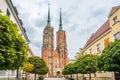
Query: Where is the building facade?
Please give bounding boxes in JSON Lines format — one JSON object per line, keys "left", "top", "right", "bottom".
{"left": 0, "top": 0, "right": 34, "bottom": 79}
{"left": 75, "top": 6, "right": 120, "bottom": 80}
{"left": 42, "top": 6, "right": 68, "bottom": 77}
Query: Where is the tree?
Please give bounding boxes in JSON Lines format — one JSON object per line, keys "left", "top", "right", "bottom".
{"left": 0, "top": 10, "right": 28, "bottom": 70}
{"left": 62, "top": 63, "right": 76, "bottom": 80}
{"left": 39, "top": 66, "right": 49, "bottom": 75}
{"left": 62, "top": 63, "right": 75, "bottom": 75}
{"left": 62, "top": 66, "right": 68, "bottom": 75}
{"left": 22, "top": 63, "right": 34, "bottom": 72}
{"left": 97, "top": 40, "right": 120, "bottom": 72}
{"left": 75, "top": 54, "right": 98, "bottom": 80}
{"left": 21, "top": 63, "right": 34, "bottom": 80}
{"left": 73, "top": 62, "right": 79, "bottom": 80}
{"left": 28, "top": 56, "right": 49, "bottom": 80}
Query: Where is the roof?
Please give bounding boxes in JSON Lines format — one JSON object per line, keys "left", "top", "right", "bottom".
{"left": 6, "top": 0, "right": 30, "bottom": 43}
{"left": 28, "top": 45, "right": 34, "bottom": 56}
{"left": 84, "top": 20, "right": 110, "bottom": 48}
{"left": 108, "top": 5, "right": 120, "bottom": 18}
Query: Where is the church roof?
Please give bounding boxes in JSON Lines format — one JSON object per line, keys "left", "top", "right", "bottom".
{"left": 84, "top": 20, "right": 110, "bottom": 48}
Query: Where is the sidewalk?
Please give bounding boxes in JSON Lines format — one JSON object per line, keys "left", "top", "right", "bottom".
{"left": 44, "top": 78, "right": 67, "bottom": 80}
{"left": 0, "top": 77, "right": 17, "bottom": 80}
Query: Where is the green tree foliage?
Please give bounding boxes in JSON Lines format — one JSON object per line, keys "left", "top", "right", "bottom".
{"left": 62, "top": 66, "right": 67, "bottom": 75}
{"left": 75, "top": 54, "right": 98, "bottom": 74}
{"left": 0, "top": 11, "right": 28, "bottom": 70}
{"left": 40, "top": 66, "right": 49, "bottom": 75}
{"left": 62, "top": 63, "right": 76, "bottom": 75}
{"left": 28, "top": 56, "right": 49, "bottom": 75}
{"left": 75, "top": 54, "right": 98, "bottom": 80}
{"left": 97, "top": 40, "right": 120, "bottom": 72}
{"left": 22, "top": 63, "right": 34, "bottom": 72}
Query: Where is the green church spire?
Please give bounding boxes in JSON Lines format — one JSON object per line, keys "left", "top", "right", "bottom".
{"left": 59, "top": 8, "right": 63, "bottom": 31}
{"left": 46, "top": 3, "right": 51, "bottom": 28}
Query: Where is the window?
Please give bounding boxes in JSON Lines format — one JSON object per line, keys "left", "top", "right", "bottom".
{"left": 89, "top": 48, "right": 92, "bottom": 54}
{"left": 97, "top": 43, "right": 101, "bottom": 53}
{"left": 54, "top": 59, "right": 58, "bottom": 68}
{"left": 114, "top": 32, "right": 120, "bottom": 40}
{"left": 48, "top": 65, "right": 51, "bottom": 70}
{"left": 48, "top": 52, "right": 51, "bottom": 57}
{"left": 113, "top": 16, "right": 118, "bottom": 24}
{"left": 62, "top": 54, "right": 64, "bottom": 58}
{"left": 48, "top": 58, "right": 52, "bottom": 64}
{"left": 48, "top": 45, "right": 51, "bottom": 50}
{"left": 6, "top": 8, "right": 10, "bottom": 17}
{"left": 62, "top": 60, "right": 64, "bottom": 65}
{"left": 55, "top": 59, "right": 57, "bottom": 64}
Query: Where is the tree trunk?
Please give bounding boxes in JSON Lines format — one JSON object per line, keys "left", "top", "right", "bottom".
{"left": 25, "top": 72, "right": 27, "bottom": 80}
{"left": 16, "top": 69, "right": 19, "bottom": 79}
{"left": 76, "top": 74, "right": 78, "bottom": 80}
{"left": 114, "top": 71, "right": 116, "bottom": 80}
{"left": 89, "top": 73, "right": 91, "bottom": 80}
{"left": 83, "top": 74, "right": 84, "bottom": 80}
{"left": 71, "top": 74, "right": 72, "bottom": 78}
{"left": 35, "top": 74, "right": 36, "bottom": 80}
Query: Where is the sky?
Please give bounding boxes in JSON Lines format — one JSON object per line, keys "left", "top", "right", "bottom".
{"left": 11, "top": 0, "right": 120, "bottom": 59}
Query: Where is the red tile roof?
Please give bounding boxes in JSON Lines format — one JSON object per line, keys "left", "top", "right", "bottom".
{"left": 84, "top": 20, "right": 110, "bottom": 48}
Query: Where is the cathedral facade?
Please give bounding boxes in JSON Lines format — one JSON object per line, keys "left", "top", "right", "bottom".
{"left": 41, "top": 6, "right": 68, "bottom": 77}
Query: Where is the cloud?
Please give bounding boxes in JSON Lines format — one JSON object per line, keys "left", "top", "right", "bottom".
{"left": 12, "top": 0, "right": 120, "bottom": 59}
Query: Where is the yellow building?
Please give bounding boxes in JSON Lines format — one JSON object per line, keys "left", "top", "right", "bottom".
{"left": 74, "top": 48, "right": 83, "bottom": 61}
{"left": 76, "top": 6, "right": 120, "bottom": 80}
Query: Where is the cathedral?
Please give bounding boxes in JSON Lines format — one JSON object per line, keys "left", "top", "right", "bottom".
{"left": 41, "top": 5, "right": 68, "bottom": 77}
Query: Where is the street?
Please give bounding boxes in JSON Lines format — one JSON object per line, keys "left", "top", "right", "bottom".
{"left": 44, "top": 78, "right": 66, "bottom": 80}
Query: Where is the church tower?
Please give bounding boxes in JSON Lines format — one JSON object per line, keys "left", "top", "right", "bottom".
{"left": 42, "top": 7, "right": 68, "bottom": 77}
{"left": 42, "top": 4, "right": 54, "bottom": 77}
{"left": 56, "top": 9, "right": 68, "bottom": 69}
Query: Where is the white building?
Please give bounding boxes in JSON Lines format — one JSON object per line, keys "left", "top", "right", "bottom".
{"left": 0, "top": 0, "right": 34, "bottom": 79}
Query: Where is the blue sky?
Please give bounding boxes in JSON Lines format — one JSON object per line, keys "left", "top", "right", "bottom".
{"left": 11, "top": 0, "right": 120, "bottom": 59}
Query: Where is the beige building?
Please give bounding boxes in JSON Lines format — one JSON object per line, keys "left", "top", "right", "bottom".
{"left": 75, "top": 5, "right": 120, "bottom": 80}
{"left": 0, "top": 0, "right": 34, "bottom": 79}
{"left": 74, "top": 48, "right": 83, "bottom": 61}
{"left": 68, "top": 59, "right": 74, "bottom": 63}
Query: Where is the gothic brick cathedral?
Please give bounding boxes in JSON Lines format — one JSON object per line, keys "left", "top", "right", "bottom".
{"left": 41, "top": 5, "right": 68, "bottom": 77}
